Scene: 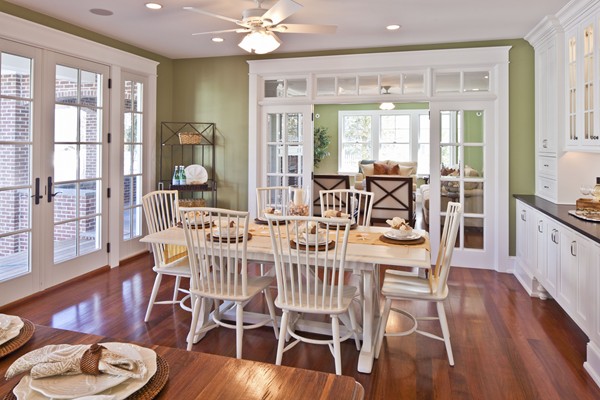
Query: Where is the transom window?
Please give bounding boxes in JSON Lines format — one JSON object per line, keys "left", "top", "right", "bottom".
{"left": 338, "top": 109, "right": 430, "bottom": 174}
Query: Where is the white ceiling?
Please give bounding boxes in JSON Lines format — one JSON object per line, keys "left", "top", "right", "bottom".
{"left": 5, "top": 0, "right": 571, "bottom": 59}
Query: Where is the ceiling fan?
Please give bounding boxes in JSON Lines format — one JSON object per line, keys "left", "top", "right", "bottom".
{"left": 183, "top": 0, "right": 337, "bottom": 54}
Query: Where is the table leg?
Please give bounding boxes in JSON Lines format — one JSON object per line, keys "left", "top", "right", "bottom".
{"left": 357, "top": 270, "right": 380, "bottom": 373}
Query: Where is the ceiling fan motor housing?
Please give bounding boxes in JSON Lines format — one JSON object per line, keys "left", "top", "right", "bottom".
{"left": 242, "top": 8, "right": 271, "bottom": 26}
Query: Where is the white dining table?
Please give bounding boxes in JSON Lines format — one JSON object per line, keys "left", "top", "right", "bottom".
{"left": 140, "top": 224, "right": 431, "bottom": 374}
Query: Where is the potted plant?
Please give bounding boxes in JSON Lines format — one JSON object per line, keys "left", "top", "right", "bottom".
{"left": 313, "top": 126, "right": 331, "bottom": 168}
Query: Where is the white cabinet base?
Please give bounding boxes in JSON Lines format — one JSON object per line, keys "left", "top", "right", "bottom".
{"left": 585, "top": 342, "right": 600, "bottom": 388}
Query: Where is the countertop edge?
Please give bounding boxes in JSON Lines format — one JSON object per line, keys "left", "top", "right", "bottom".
{"left": 514, "top": 195, "right": 600, "bottom": 245}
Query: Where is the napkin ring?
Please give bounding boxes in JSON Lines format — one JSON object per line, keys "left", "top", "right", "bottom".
{"left": 81, "top": 343, "right": 106, "bottom": 375}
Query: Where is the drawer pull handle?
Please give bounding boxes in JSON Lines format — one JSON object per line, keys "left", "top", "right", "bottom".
{"left": 571, "top": 241, "right": 577, "bottom": 257}
{"left": 544, "top": 185, "right": 550, "bottom": 189}
{"left": 543, "top": 164, "right": 549, "bottom": 167}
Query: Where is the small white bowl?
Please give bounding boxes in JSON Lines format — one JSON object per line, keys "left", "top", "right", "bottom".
{"left": 389, "top": 228, "right": 413, "bottom": 239}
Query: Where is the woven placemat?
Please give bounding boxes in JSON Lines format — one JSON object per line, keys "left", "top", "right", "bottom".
{"left": 379, "top": 235, "right": 425, "bottom": 245}
{"left": 0, "top": 318, "right": 35, "bottom": 359}
{"left": 254, "top": 218, "right": 268, "bottom": 225}
{"left": 319, "top": 221, "right": 358, "bottom": 230}
{"left": 176, "top": 221, "right": 212, "bottom": 229}
{"left": 206, "top": 232, "right": 252, "bottom": 243}
{"left": 2, "top": 354, "right": 169, "bottom": 400}
{"left": 290, "top": 239, "right": 335, "bottom": 251}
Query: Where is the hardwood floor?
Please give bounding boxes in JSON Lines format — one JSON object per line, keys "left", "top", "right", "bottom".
{"left": 2, "top": 253, "right": 600, "bottom": 399}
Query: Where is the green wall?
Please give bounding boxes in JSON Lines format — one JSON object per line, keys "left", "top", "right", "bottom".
{"left": 0, "top": 1, "right": 534, "bottom": 256}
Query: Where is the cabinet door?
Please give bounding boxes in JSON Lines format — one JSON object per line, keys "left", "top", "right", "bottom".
{"left": 516, "top": 201, "right": 536, "bottom": 275}
{"left": 565, "top": 26, "right": 579, "bottom": 147}
{"left": 545, "top": 220, "right": 560, "bottom": 297}
{"left": 535, "top": 215, "right": 547, "bottom": 281}
{"left": 558, "top": 229, "right": 591, "bottom": 332}
{"left": 536, "top": 39, "right": 558, "bottom": 154}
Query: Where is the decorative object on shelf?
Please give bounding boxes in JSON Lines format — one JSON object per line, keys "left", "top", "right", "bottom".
{"left": 313, "top": 126, "right": 330, "bottom": 168}
{"left": 184, "top": 165, "right": 208, "bottom": 185}
{"left": 178, "top": 132, "right": 202, "bottom": 144}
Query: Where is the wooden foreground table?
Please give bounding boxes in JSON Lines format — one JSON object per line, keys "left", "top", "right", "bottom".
{"left": 0, "top": 325, "right": 364, "bottom": 399}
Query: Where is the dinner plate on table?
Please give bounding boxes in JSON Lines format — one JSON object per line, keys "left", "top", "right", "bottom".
{"left": 14, "top": 343, "right": 157, "bottom": 400}
{"left": 383, "top": 230, "right": 422, "bottom": 241}
{"left": 0, "top": 315, "right": 24, "bottom": 346}
{"left": 297, "top": 233, "right": 329, "bottom": 246}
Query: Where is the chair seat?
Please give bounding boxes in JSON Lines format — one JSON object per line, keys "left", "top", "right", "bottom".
{"left": 191, "top": 275, "right": 274, "bottom": 302}
{"left": 275, "top": 284, "right": 357, "bottom": 314}
{"left": 153, "top": 257, "right": 191, "bottom": 277}
{"left": 381, "top": 274, "right": 448, "bottom": 301}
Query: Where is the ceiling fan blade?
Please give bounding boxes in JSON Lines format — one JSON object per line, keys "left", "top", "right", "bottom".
{"left": 261, "top": 0, "right": 303, "bottom": 26}
{"left": 271, "top": 24, "right": 337, "bottom": 34}
{"left": 192, "top": 28, "right": 249, "bottom": 36}
{"left": 183, "top": 6, "right": 241, "bottom": 25}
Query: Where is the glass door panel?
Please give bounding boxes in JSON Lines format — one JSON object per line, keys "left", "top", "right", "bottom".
{"left": 0, "top": 51, "right": 33, "bottom": 284}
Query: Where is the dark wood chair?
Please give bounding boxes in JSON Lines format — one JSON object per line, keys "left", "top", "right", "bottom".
{"left": 312, "top": 174, "right": 350, "bottom": 216}
{"left": 366, "top": 176, "right": 415, "bottom": 226}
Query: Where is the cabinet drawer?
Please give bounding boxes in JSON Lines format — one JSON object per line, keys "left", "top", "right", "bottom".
{"left": 537, "top": 156, "right": 557, "bottom": 178}
{"left": 537, "top": 176, "right": 557, "bottom": 201}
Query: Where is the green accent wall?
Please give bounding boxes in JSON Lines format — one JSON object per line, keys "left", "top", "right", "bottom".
{"left": 0, "top": 1, "right": 534, "bottom": 256}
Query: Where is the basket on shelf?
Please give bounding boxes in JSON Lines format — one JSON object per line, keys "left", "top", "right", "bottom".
{"left": 178, "top": 132, "right": 202, "bottom": 144}
{"left": 178, "top": 199, "right": 206, "bottom": 208}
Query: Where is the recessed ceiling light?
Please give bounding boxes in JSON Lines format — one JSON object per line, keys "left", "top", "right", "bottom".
{"left": 145, "top": 3, "right": 162, "bottom": 10}
{"left": 386, "top": 24, "right": 401, "bottom": 31}
{"left": 212, "top": 37, "right": 224, "bottom": 43}
{"left": 89, "top": 8, "right": 113, "bottom": 16}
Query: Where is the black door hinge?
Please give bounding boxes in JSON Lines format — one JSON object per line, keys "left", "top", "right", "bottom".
{"left": 107, "top": 132, "right": 111, "bottom": 143}
{"left": 107, "top": 243, "right": 111, "bottom": 253}
{"left": 107, "top": 188, "right": 111, "bottom": 198}
{"left": 108, "top": 78, "right": 112, "bottom": 89}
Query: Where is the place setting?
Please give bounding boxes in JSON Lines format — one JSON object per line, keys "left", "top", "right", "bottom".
{"left": 290, "top": 221, "right": 334, "bottom": 250}
{"left": 2, "top": 342, "right": 169, "bottom": 400}
{"left": 177, "top": 210, "right": 212, "bottom": 229}
{"left": 379, "top": 217, "right": 426, "bottom": 245}
{"left": 207, "top": 221, "right": 251, "bottom": 243}
{"left": 0, "top": 315, "right": 35, "bottom": 360}
{"left": 255, "top": 207, "right": 282, "bottom": 225}
{"left": 319, "top": 209, "right": 358, "bottom": 230}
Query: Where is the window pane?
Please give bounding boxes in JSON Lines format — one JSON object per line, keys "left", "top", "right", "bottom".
{"left": 80, "top": 70, "right": 101, "bottom": 107}
{"left": 379, "top": 143, "right": 409, "bottom": 160}
{"left": 419, "top": 114, "right": 430, "bottom": 142}
{"left": 264, "top": 79, "right": 284, "bottom": 98}
{"left": 338, "top": 77, "right": 357, "bottom": 95}
{"left": 267, "top": 113, "right": 282, "bottom": 142}
{"left": 464, "top": 146, "right": 484, "bottom": 174}
{"left": 0, "top": 145, "right": 30, "bottom": 187}
{"left": 435, "top": 72, "right": 460, "bottom": 93}
{"left": 464, "top": 111, "right": 484, "bottom": 143}
{"left": 380, "top": 115, "right": 410, "bottom": 142}
{"left": 316, "top": 77, "right": 335, "bottom": 96}
{"left": 287, "top": 79, "right": 307, "bottom": 97}
{"left": 79, "top": 180, "right": 100, "bottom": 217}
{"left": 80, "top": 144, "right": 101, "bottom": 179}
{"left": 440, "top": 111, "right": 459, "bottom": 143}
{"left": 0, "top": 189, "right": 30, "bottom": 234}
{"left": 343, "top": 116, "right": 371, "bottom": 142}
{"left": 80, "top": 108, "right": 101, "bottom": 142}
{"left": 287, "top": 145, "right": 302, "bottom": 174}
{"left": 380, "top": 75, "right": 401, "bottom": 95}
{"left": 464, "top": 71, "right": 489, "bottom": 92}
{"left": 54, "top": 144, "right": 77, "bottom": 182}
{"left": 1, "top": 53, "right": 32, "bottom": 98}
{"left": 54, "top": 221, "right": 76, "bottom": 263}
{"left": 53, "top": 183, "right": 75, "bottom": 223}
{"left": 55, "top": 65, "right": 78, "bottom": 102}
{"left": 359, "top": 76, "right": 378, "bottom": 95}
{"left": 55, "top": 105, "right": 79, "bottom": 142}
{"left": 440, "top": 145, "right": 459, "bottom": 168}
{"left": 286, "top": 113, "right": 302, "bottom": 142}
{"left": 403, "top": 73, "right": 424, "bottom": 94}
{"left": 0, "top": 99, "right": 32, "bottom": 141}
{"left": 79, "top": 216, "right": 100, "bottom": 255}
{"left": 342, "top": 143, "right": 371, "bottom": 172}
{"left": 267, "top": 144, "right": 283, "bottom": 174}
{"left": 0, "top": 232, "right": 30, "bottom": 282}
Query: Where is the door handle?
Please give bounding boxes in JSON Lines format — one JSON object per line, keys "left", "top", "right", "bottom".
{"left": 30, "top": 177, "right": 43, "bottom": 205}
{"left": 47, "top": 176, "right": 62, "bottom": 202}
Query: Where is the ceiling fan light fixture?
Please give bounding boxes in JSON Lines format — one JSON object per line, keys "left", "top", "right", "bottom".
{"left": 238, "top": 31, "right": 281, "bottom": 54}
{"left": 379, "top": 102, "right": 396, "bottom": 110}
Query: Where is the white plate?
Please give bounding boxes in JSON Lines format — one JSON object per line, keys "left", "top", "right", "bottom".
{"left": 384, "top": 230, "right": 421, "bottom": 241}
{"left": 17, "top": 343, "right": 156, "bottom": 400}
{"left": 0, "top": 315, "right": 24, "bottom": 346}
{"left": 213, "top": 228, "right": 244, "bottom": 238}
{"left": 184, "top": 164, "right": 208, "bottom": 185}
{"left": 297, "top": 233, "right": 328, "bottom": 246}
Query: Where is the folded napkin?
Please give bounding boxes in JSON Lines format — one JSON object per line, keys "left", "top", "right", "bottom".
{"left": 386, "top": 217, "right": 412, "bottom": 231}
{"left": 0, "top": 314, "right": 23, "bottom": 345}
{"left": 323, "top": 209, "right": 350, "bottom": 219}
{"left": 0, "top": 313, "right": 11, "bottom": 330}
{"left": 5, "top": 343, "right": 147, "bottom": 380}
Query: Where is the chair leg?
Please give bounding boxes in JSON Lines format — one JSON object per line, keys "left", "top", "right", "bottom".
{"left": 187, "top": 295, "right": 201, "bottom": 351}
{"left": 263, "top": 287, "right": 279, "bottom": 340}
{"left": 236, "top": 302, "right": 244, "bottom": 359}
{"left": 173, "top": 276, "right": 182, "bottom": 302}
{"left": 437, "top": 301, "right": 454, "bottom": 366}
{"left": 144, "top": 273, "right": 163, "bottom": 322}
{"left": 375, "top": 298, "right": 392, "bottom": 359}
{"left": 332, "top": 315, "right": 342, "bottom": 375}
{"left": 276, "top": 311, "right": 289, "bottom": 366}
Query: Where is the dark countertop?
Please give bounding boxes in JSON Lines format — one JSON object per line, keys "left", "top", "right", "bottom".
{"left": 515, "top": 195, "right": 600, "bottom": 245}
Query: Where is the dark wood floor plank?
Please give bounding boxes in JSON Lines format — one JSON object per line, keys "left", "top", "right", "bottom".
{"left": 2, "top": 254, "right": 600, "bottom": 399}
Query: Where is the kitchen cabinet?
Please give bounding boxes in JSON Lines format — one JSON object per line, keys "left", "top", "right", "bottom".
{"left": 515, "top": 201, "right": 538, "bottom": 292}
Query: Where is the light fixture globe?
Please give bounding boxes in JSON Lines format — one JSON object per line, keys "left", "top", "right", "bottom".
{"left": 379, "top": 102, "right": 396, "bottom": 110}
{"left": 238, "top": 31, "right": 281, "bottom": 54}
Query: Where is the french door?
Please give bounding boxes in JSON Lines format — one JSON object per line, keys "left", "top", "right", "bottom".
{"left": 251, "top": 104, "right": 313, "bottom": 216}
{"left": 429, "top": 101, "right": 496, "bottom": 267}
{"left": 0, "top": 42, "right": 109, "bottom": 304}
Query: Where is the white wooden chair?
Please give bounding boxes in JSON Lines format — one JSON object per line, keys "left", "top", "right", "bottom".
{"left": 319, "top": 188, "right": 374, "bottom": 226}
{"left": 375, "top": 202, "right": 462, "bottom": 365}
{"left": 265, "top": 214, "right": 360, "bottom": 375}
{"left": 181, "top": 207, "right": 278, "bottom": 359}
{"left": 312, "top": 175, "right": 350, "bottom": 216}
{"left": 141, "top": 190, "right": 191, "bottom": 322}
